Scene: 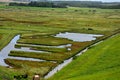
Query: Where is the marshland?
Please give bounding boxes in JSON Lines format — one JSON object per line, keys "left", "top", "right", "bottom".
{"left": 0, "top": 1, "right": 120, "bottom": 80}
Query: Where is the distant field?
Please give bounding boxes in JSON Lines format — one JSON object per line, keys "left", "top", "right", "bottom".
{"left": 48, "top": 34, "right": 120, "bottom": 80}
{"left": 0, "top": 5, "right": 120, "bottom": 80}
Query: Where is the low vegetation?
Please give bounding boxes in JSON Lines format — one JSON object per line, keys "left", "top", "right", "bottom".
{"left": 5, "top": 59, "right": 58, "bottom": 79}
{"left": 9, "top": 51, "right": 66, "bottom": 62}
{"left": 18, "top": 36, "right": 72, "bottom": 46}
{"left": 48, "top": 34, "right": 120, "bottom": 80}
{"left": 0, "top": 33, "right": 16, "bottom": 50}
{"left": 9, "top": 41, "right": 93, "bottom": 62}
{"left": 0, "top": 3, "right": 119, "bottom": 80}
{"left": 15, "top": 44, "right": 68, "bottom": 53}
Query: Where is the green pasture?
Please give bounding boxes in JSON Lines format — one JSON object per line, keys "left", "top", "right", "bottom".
{"left": 17, "top": 36, "right": 72, "bottom": 46}
{"left": 15, "top": 43, "right": 68, "bottom": 53}
{"left": 0, "top": 5, "right": 120, "bottom": 80}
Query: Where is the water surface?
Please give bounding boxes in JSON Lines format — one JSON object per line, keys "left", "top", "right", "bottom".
{"left": 0, "top": 35, "right": 20, "bottom": 66}
{"left": 0, "top": 32, "right": 103, "bottom": 67}
{"left": 0, "top": 35, "right": 46, "bottom": 66}
{"left": 17, "top": 43, "right": 72, "bottom": 48}
{"left": 55, "top": 32, "right": 103, "bottom": 42}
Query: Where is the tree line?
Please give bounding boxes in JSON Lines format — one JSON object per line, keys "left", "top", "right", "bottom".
{"left": 9, "top": 1, "right": 67, "bottom": 8}
{"left": 9, "top": 1, "right": 120, "bottom": 9}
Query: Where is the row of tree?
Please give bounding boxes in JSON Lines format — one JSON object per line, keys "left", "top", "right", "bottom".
{"left": 9, "top": 1, "right": 120, "bottom": 9}
{"left": 9, "top": 1, "right": 67, "bottom": 8}
{"left": 52, "top": 1, "right": 120, "bottom": 9}
{"left": 100, "top": 4, "right": 120, "bottom": 9}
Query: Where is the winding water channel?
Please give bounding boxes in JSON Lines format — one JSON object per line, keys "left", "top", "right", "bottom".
{"left": 0, "top": 32, "right": 103, "bottom": 77}
{"left": 0, "top": 35, "right": 46, "bottom": 66}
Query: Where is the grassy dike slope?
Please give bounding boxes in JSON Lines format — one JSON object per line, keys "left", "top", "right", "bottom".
{"left": 47, "top": 34, "right": 120, "bottom": 80}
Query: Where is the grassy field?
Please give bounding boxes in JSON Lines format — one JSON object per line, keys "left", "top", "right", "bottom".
{"left": 0, "top": 33, "right": 16, "bottom": 50}
{"left": 5, "top": 59, "right": 58, "bottom": 77}
{"left": 48, "top": 34, "right": 120, "bottom": 80}
{"left": 0, "top": 4, "right": 120, "bottom": 80}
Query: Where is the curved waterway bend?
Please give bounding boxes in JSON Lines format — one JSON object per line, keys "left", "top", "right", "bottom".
{"left": 0, "top": 35, "right": 45, "bottom": 67}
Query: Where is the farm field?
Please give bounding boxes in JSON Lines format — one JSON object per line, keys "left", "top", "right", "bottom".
{"left": 0, "top": 3, "right": 120, "bottom": 80}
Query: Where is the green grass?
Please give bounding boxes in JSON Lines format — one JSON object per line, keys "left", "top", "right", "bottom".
{"left": 9, "top": 41, "right": 93, "bottom": 63}
{"left": 15, "top": 43, "right": 68, "bottom": 53}
{"left": 47, "top": 34, "right": 120, "bottom": 80}
{"left": 17, "top": 36, "right": 72, "bottom": 46}
{"left": 31, "top": 47, "right": 67, "bottom": 53}
{"left": 0, "top": 33, "right": 16, "bottom": 50}
{"left": 0, "top": 66, "right": 33, "bottom": 80}
{"left": 5, "top": 59, "right": 58, "bottom": 79}
{"left": 9, "top": 51, "right": 69, "bottom": 62}
{"left": 0, "top": 5, "right": 120, "bottom": 80}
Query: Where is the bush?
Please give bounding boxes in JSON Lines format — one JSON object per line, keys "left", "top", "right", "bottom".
{"left": 88, "top": 28, "right": 93, "bottom": 30}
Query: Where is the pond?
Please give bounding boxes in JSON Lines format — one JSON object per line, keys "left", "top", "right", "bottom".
{"left": 55, "top": 32, "right": 103, "bottom": 42}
